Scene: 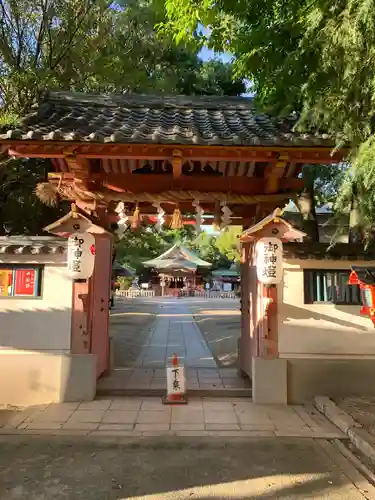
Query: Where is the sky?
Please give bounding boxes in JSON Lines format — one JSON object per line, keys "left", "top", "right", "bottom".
{"left": 198, "top": 47, "right": 233, "bottom": 63}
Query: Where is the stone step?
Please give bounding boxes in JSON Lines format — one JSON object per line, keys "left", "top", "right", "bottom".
{"left": 96, "top": 387, "right": 252, "bottom": 399}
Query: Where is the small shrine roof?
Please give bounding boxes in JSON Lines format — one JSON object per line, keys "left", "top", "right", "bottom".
{"left": 1, "top": 91, "right": 333, "bottom": 147}
{"left": 212, "top": 264, "right": 240, "bottom": 277}
{"left": 143, "top": 243, "right": 211, "bottom": 270}
{"left": 240, "top": 208, "right": 306, "bottom": 242}
{"left": 0, "top": 236, "right": 66, "bottom": 255}
{"left": 112, "top": 261, "right": 135, "bottom": 277}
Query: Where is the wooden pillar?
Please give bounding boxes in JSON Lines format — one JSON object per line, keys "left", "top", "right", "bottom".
{"left": 239, "top": 209, "right": 305, "bottom": 379}
{"left": 71, "top": 281, "right": 90, "bottom": 354}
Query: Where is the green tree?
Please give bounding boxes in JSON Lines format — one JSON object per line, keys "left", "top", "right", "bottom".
{"left": 0, "top": 0, "right": 245, "bottom": 234}
{"left": 215, "top": 226, "right": 241, "bottom": 263}
{"left": 161, "top": 0, "right": 375, "bottom": 240}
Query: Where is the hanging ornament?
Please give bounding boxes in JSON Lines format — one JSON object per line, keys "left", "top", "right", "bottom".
{"left": 153, "top": 202, "right": 165, "bottom": 233}
{"left": 192, "top": 199, "right": 204, "bottom": 233}
{"left": 212, "top": 202, "right": 221, "bottom": 232}
{"left": 131, "top": 204, "right": 141, "bottom": 231}
{"left": 220, "top": 201, "right": 232, "bottom": 230}
{"left": 115, "top": 202, "right": 128, "bottom": 239}
{"left": 171, "top": 205, "right": 183, "bottom": 229}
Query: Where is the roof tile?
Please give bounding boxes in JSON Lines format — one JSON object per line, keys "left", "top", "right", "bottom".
{"left": 0, "top": 92, "right": 334, "bottom": 147}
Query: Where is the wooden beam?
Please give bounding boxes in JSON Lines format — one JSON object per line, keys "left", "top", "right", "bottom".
{"left": 4, "top": 141, "right": 349, "bottom": 164}
{"left": 89, "top": 173, "right": 304, "bottom": 195}
{"left": 264, "top": 154, "right": 289, "bottom": 194}
{"left": 171, "top": 150, "right": 183, "bottom": 179}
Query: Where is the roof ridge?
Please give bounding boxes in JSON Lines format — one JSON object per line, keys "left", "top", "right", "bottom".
{"left": 42, "top": 91, "right": 256, "bottom": 110}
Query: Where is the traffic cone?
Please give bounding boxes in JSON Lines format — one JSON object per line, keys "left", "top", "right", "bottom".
{"left": 162, "top": 353, "right": 188, "bottom": 405}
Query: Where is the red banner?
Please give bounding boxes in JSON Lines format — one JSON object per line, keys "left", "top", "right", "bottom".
{"left": 14, "top": 269, "right": 36, "bottom": 296}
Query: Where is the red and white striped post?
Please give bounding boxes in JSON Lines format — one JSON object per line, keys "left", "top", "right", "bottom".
{"left": 163, "top": 352, "right": 188, "bottom": 405}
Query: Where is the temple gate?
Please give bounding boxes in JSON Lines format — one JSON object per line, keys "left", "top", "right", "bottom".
{"left": 0, "top": 92, "right": 345, "bottom": 394}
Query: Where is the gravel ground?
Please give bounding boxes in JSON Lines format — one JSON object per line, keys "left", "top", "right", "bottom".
{"left": 0, "top": 436, "right": 371, "bottom": 499}
{"left": 110, "top": 298, "right": 158, "bottom": 367}
{"left": 110, "top": 297, "right": 241, "bottom": 369}
{"left": 188, "top": 299, "right": 241, "bottom": 368}
{"left": 336, "top": 396, "right": 375, "bottom": 439}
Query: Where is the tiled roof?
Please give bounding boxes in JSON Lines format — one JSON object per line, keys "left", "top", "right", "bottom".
{"left": 0, "top": 236, "right": 67, "bottom": 255}
{"left": 283, "top": 242, "right": 375, "bottom": 261}
{"left": 0, "top": 92, "right": 333, "bottom": 147}
{"left": 143, "top": 243, "right": 211, "bottom": 269}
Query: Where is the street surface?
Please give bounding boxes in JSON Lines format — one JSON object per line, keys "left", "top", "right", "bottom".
{"left": 0, "top": 436, "right": 374, "bottom": 499}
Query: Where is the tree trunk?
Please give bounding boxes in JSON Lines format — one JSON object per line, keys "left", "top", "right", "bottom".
{"left": 295, "top": 187, "right": 319, "bottom": 242}
{"left": 348, "top": 194, "right": 363, "bottom": 244}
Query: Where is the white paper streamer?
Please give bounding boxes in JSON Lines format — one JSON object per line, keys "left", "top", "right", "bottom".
{"left": 153, "top": 202, "right": 165, "bottom": 232}
{"left": 115, "top": 201, "right": 129, "bottom": 239}
{"left": 192, "top": 199, "right": 204, "bottom": 233}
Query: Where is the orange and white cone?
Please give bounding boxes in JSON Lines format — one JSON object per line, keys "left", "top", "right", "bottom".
{"left": 162, "top": 353, "right": 188, "bottom": 405}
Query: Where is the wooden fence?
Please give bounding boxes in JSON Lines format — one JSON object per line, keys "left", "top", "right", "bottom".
{"left": 116, "top": 289, "right": 237, "bottom": 299}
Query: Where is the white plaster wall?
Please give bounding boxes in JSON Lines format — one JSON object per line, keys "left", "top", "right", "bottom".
{"left": 278, "top": 259, "right": 375, "bottom": 358}
{"left": 0, "top": 351, "right": 63, "bottom": 406}
{"left": 0, "top": 255, "right": 72, "bottom": 352}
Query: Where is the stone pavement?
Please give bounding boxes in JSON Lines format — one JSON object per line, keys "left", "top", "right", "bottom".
{"left": 135, "top": 300, "right": 216, "bottom": 368}
{"left": 2, "top": 397, "right": 346, "bottom": 438}
{"left": 97, "top": 366, "right": 251, "bottom": 394}
{"left": 104, "top": 297, "right": 250, "bottom": 394}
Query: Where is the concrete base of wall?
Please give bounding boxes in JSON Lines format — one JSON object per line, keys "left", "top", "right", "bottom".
{"left": 252, "top": 357, "right": 287, "bottom": 405}
{"left": 0, "top": 351, "right": 97, "bottom": 407}
{"left": 59, "top": 354, "right": 97, "bottom": 402}
{"left": 287, "top": 358, "right": 375, "bottom": 404}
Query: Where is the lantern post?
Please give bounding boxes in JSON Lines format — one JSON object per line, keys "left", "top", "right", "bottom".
{"left": 239, "top": 209, "right": 305, "bottom": 404}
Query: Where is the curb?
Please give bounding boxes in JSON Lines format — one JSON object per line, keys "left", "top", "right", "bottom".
{"left": 314, "top": 395, "right": 375, "bottom": 463}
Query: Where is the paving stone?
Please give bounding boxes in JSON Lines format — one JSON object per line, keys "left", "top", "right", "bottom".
{"left": 67, "top": 411, "right": 105, "bottom": 423}
{"left": 240, "top": 424, "right": 276, "bottom": 431}
{"left": 30, "top": 410, "right": 74, "bottom": 423}
{"left": 135, "top": 424, "right": 170, "bottom": 432}
{"left": 137, "top": 410, "right": 171, "bottom": 424}
{"left": 184, "top": 399, "right": 203, "bottom": 410}
{"left": 91, "top": 430, "right": 141, "bottom": 437}
{"left": 267, "top": 407, "right": 307, "bottom": 426}
{"left": 63, "top": 422, "right": 99, "bottom": 431}
{"left": 78, "top": 400, "right": 111, "bottom": 411}
{"left": 171, "top": 409, "right": 204, "bottom": 424}
{"left": 175, "top": 431, "right": 210, "bottom": 437}
{"left": 141, "top": 399, "right": 166, "bottom": 411}
{"left": 275, "top": 427, "right": 315, "bottom": 437}
{"left": 109, "top": 399, "right": 143, "bottom": 411}
{"left": 203, "top": 401, "right": 234, "bottom": 412}
{"left": 204, "top": 411, "right": 238, "bottom": 425}
{"left": 102, "top": 411, "right": 138, "bottom": 424}
{"left": 141, "top": 431, "right": 175, "bottom": 436}
{"left": 208, "top": 430, "right": 275, "bottom": 437}
{"left": 47, "top": 403, "right": 80, "bottom": 411}
{"left": 98, "top": 424, "right": 135, "bottom": 431}
{"left": 206, "top": 423, "right": 241, "bottom": 431}
{"left": 150, "top": 381, "right": 166, "bottom": 389}
{"left": 199, "top": 383, "right": 224, "bottom": 389}
{"left": 27, "top": 422, "right": 63, "bottom": 430}
{"left": 170, "top": 424, "right": 205, "bottom": 431}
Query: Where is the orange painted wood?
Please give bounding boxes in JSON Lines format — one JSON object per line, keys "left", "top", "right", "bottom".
{"left": 5, "top": 141, "right": 348, "bottom": 164}
{"left": 70, "top": 281, "right": 90, "bottom": 355}
{"left": 90, "top": 173, "right": 304, "bottom": 194}
{"left": 88, "top": 233, "right": 112, "bottom": 378}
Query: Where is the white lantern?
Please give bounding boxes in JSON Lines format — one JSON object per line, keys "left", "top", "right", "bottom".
{"left": 256, "top": 237, "right": 283, "bottom": 284}
{"left": 67, "top": 232, "right": 96, "bottom": 280}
